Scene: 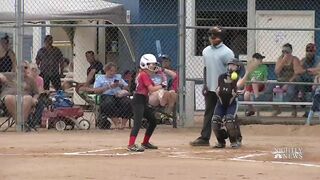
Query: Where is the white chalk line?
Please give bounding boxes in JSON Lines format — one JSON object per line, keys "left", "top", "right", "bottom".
{"left": 230, "top": 153, "right": 320, "bottom": 168}
{"left": 64, "top": 152, "right": 143, "bottom": 156}
{"left": 168, "top": 155, "right": 213, "bottom": 160}
{"left": 64, "top": 147, "right": 124, "bottom": 155}
{"left": 2, "top": 147, "right": 320, "bottom": 168}
{"left": 0, "top": 147, "right": 143, "bottom": 157}
{"left": 0, "top": 153, "right": 62, "bottom": 156}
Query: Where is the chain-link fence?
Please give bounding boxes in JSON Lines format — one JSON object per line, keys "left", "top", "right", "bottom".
{"left": 0, "top": 0, "right": 180, "bottom": 131}
{"left": 1, "top": 0, "right": 320, "bottom": 131}
{"left": 185, "top": 0, "right": 320, "bottom": 126}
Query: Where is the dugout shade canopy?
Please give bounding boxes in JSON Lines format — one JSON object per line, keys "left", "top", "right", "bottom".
{"left": 0, "top": 0, "right": 136, "bottom": 62}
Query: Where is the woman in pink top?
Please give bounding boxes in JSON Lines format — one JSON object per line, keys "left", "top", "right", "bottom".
{"left": 0, "top": 61, "right": 39, "bottom": 128}
{"left": 29, "top": 63, "right": 44, "bottom": 92}
{"left": 28, "top": 63, "right": 44, "bottom": 128}
{"left": 127, "top": 54, "right": 165, "bottom": 152}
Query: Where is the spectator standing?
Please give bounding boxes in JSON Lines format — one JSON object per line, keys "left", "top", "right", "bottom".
{"left": 190, "top": 26, "right": 235, "bottom": 146}
{"left": 36, "top": 35, "right": 64, "bottom": 90}
{"left": 0, "top": 34, "right": 16, "bottom": 72}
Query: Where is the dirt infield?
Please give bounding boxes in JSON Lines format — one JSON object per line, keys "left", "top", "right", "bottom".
{"left": 1, "top": 125, "right": 320, "bottom": 180}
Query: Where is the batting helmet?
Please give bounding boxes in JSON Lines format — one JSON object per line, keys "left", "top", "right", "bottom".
{"left": 140, "top": 54, "right": 159, "bottom": 72}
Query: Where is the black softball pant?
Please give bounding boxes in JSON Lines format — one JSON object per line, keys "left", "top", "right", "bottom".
{"left": 200, "top": 91, "right": 218, "bottom": 140}
{"left": 130, "top": 94, "right": 157, "bottom": 137}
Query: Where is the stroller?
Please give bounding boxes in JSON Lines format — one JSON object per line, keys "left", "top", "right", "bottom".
{"left": 41, "top": 90, "right": 91, "bottom": 131}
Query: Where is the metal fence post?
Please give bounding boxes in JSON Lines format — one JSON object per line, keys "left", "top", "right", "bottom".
{"left": 185, "top": 81, "right": 194, "bottom": 127}
{"left": 14, "top": 0, "right": 24, "bottom": 132}
{"left": 178, "top": 0, "right": 186, "bottom": 127}
{"left": 247, "top": 0, "right": 256, "bottom": 59}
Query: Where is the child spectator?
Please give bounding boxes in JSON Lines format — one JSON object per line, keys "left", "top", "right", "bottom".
{"left": 243, "top": 53, "right": 268, "bottom": 116}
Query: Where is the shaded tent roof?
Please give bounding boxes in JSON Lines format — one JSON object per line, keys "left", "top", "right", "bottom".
{"left": 0, "top": 0, "right": 124, "bottom": 22}
{"left": 0, "top": 0, "right": 136, "bottom": 62}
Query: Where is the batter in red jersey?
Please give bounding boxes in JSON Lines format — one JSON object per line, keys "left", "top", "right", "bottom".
{"left": 127, "top": 54, "right": 165, "bottom": 152}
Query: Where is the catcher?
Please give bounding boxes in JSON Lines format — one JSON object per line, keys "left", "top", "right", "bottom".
{"left": 211, "top": 58, "right": 243, "bottom": 148}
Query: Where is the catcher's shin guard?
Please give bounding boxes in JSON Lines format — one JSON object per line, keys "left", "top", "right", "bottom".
{"left": 211, "top": 115, "right": 227, "bottom": 144}
{"left": 225, "top": 114, "right": 239, "bottom": 143}
{"left": 235, "top": 115, "right": 242, "bottom": 143}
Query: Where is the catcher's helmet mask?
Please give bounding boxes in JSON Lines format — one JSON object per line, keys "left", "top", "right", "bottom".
{"left": 227, "top": 58, "right": 241, "bottom": 74}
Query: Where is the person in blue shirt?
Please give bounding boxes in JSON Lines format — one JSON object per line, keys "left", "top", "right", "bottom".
{"left": 93, "top": 62, "right": 132, "bottom": 129}
{"left": 296, "top": 43, "right": 320, "bottom": 117}
{"left": 190, "top": 26, "right": 235, "bottom": 147}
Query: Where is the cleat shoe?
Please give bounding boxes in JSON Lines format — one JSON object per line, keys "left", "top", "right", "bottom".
{"left": 127, "top": 144, "right": 145, "bottom": 152}
{"left": 190, "top": 138, "right": 210, "bottom": 146}
{"left": 230, "top": 142, "right": 240, "bottom": 149}
{"left": 141, "top": 142, "right": 158, "bottom": 149}
{"left": 213, "top": 143, "right": 226, "bottom": 148}
{"left": 245, "top": 110, "right": 255, "bottom": 117}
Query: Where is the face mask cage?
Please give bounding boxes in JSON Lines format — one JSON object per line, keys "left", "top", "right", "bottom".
{"left": 146, "top": 63, "right": 159, "bottom": 72}
{"left": 227, "top": 64, "right": 240, "bottom": 75}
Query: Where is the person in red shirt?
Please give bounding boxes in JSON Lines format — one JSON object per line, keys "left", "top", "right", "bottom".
{"left": 127, "top": 54, "right": 165, "bottom": 152}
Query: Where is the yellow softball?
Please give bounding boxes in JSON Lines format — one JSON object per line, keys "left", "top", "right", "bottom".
{"left": 231, "top": 71, "right": 238, "bottom": 80}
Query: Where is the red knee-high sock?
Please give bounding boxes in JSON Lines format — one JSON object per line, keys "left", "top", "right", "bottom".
{"left": 142, "top": 134, "right": 151, "bottom": 144}
{"left": 129, "top": 136, "right": 137, "bottom": 146}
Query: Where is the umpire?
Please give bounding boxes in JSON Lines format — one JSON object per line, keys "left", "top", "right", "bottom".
{"left": 190, "top": 26, "right": 235, "bottom": 146}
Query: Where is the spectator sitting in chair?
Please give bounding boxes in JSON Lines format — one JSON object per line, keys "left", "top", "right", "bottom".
{"left": 93, "top": 62, "right": 132, "bottom": 129}
{"left": 63, "top": 51, "right": 103, "bottom": 91}
{"left": 159, "top": 54, "right": 175, "bottom": 89}
{"left": 148, "top": 64, "right": 177, "bottom": 116}
{"left": 160, "top": 55, "right": 179, "bottom": 114}
{"left": 263, "top": 43, "right": 305, "bottom": 117}
{"left": 62, "top": 51, "right": 104, "bottom": 103}
{"left": 0, "top": 61, "right": 39, "bottom": 129}
{"left": 296, "top": 43, "right": 320, "bottom": 116}
{"left": 123, "top": 70, "right": 135, "bottom": 95}
{"left": 243, "top": 53, "right": 268, "bottom": 116}
{"left": 28, "top": 63, "right": 45, "bottom": 128}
